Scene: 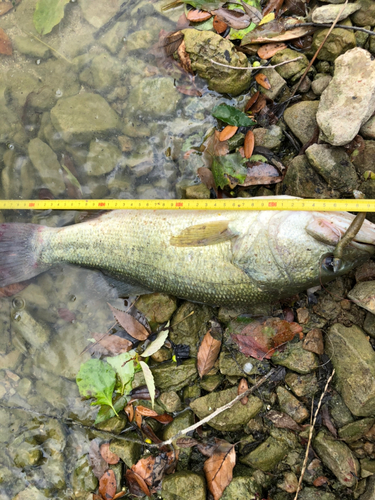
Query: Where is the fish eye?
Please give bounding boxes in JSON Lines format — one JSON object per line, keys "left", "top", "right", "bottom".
{"left": 321, "top": 254, "right": 335, "bottom": 272}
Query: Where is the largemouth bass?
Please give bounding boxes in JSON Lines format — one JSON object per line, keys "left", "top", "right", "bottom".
{"left": 1, "top": 203, "right": 375, "bottom": 306}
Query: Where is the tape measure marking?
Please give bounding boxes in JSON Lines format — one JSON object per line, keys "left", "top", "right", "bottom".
{"left": 0, "top": 199, "right": 374, "bottom": 211}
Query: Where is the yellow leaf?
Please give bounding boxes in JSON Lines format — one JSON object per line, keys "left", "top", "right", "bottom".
{"left": 258, "top": 12, "right": 275, "bottom": 26}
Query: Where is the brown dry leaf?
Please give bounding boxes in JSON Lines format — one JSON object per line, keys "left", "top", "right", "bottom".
{"left": 159, "top": 30, "right": 184, "bottom": 57}
{"left": 108, "top": 304, "right": 149, "bottom": 341}
{"left": 241, "top": 18, "right": 313, "bottom": 44}
{"left": 238, "top": 378, "right": 249, "bottom": 405}
{"left": 126, "top": 469, "right": 151, "bottom": 497}
{"left": 244, "top": 130, "right": 255, "bottom": 159}
{"left": 283, "top": 0, "right": 306, "bottom": 16}
{"left": 141, "top": 421, "right": 164, "bottom": 445}
{"left": 245, "top": 91, "right": 260, "bottom": 111}
{"left": 129, "top": 385, "right": 160, "bottom": 403}
{"left": 204, "top": 440, "right": 236, "bottom": 500}
{"left": 313, "top": 476, "right": 329, "bottom": 487}
{"left": 213, "top": 15, "right": 227, "bottom": 33}
{"left": 321, "top": 404, "right": 337, "bottom": 438}
{"left": 177, "top": 39, "right": 193, "bottom": 74}
{"left": 132, "top": 451, "right": 177, "bottom": 491}
{"left": 100, "top": 443, "right": 120, "bottom": 465}
{"left": 241, "top": 0, "right": 263, "bottom": 24}
{"left": 112, "top": 492, "right": 127, "bottom": 500}
{"left": 257, "top": 42, "right": 286, "bottom": 59}
{"left": 99, "top": 469, "right": 117, "bottom": 500}
{"left": 124, "top": 403, "right": 134, "bottom": 422}
{"left": 136, "top": 405, "right": 159, "bottom": 417}
{"left": 0, "top": 28, "right": 12, "bottom": 55}
{"left": 176, "top": 437, "right": 200, "bottom": 448}
{"left": 219, "top": 125, "right": 238, "bottom": 142}
{"left": 204, "top": 130, "right": 229, "bottom": 158}
{"left": 0, "top": 280, "right": 30, "bottom": 298}
{"left": 152, "top": 413, "right": 174, "bottom": 424}
{"left": 197, "top": 329, "right": 222, "bottom": 378}
{"left": 240, "top": 161, "right": 282, "bottom": 187}
{"left": 232, "top": 317, "right": 303, "bottom": 359}
{"left": 134, "top": 408, "right": 143, "bottom": 429}
{"left": 250, "top": 93, "right": 267, "bottom": 113}
{"left": 187, "top": 9, "right": 212, "bottom": 22}
{"left": 212, "top": 8, "right": 250, "bottom": 30}
{"left": 90, "top": 332, "right": 133, "bottom": 357}
{"left": 88, "top": 439, "right": 108, "bottom": 480}
{"left": 266, "top": 410, "right": 303, "bottom": 431}
{"left": 263, "top": 0, "right": 285, "bottom": 16}
{"left": 197, "top": 167, "right": 216, "bottom": 192}
{"left": 176, "top": 86, "right": 202, "bottom": 96}
{"left": 255, "top": 73, "right": 271, "bottom": 90}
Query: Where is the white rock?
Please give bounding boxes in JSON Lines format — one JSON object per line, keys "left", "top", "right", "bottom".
{"left": 317, "top": 48, "right": 375, "bottom": 146}
{"left": 312, "top": 3, "right": 361, "bottom": 23}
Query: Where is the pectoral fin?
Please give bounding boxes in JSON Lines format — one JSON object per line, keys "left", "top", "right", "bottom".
{"left": 170, "top": 221, "right": 236, "bottom": 247}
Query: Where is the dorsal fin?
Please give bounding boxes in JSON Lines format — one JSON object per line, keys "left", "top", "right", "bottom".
{"left": 170, "top": 221, "right": 235, "bottom": 247}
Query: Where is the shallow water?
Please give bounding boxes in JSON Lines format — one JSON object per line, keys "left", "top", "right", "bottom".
{"left": 0, "top": 0, "right": 238, "bottom": 497}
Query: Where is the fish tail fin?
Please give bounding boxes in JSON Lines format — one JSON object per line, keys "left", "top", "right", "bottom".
{"left": 0, "top": 223, "right": 51, "bottom": 287}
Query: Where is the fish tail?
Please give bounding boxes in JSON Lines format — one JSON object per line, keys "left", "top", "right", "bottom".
{"left": 0, "top": 223, "right": 51, "bottom": 287}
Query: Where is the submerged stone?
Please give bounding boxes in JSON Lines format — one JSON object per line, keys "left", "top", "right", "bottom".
{"left": 28, "top": 138, "right": 66, "bottom": 196}
{"left": 127, "top": 77, "right": 182, "bottom": 118}
{"left": 83, "top": 140, "right": 122, "bottom": 176}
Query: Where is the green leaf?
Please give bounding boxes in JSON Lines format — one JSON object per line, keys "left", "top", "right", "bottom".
{"left": 33, "top": 0, "right": 70, "bottom": 35}
{"left": 182, "top": 0, "right": 224, "bottom": 10}
{"left": 212, "top": 104, "right": 256, "bottom": 127}
{"left": 249, "top": 154, "right": 268, "bottom": 162}
{"left": 141, "top": 324, "right": 169, "bottom": 358}
{"left": 230, "top": 22, "right": 257, "bottom": 40}
{"left": 107, "top": 351, "right": 135, "bottom": 396}
{"left": 139, "top": 361, "right": 156, "bottom": 409}
{"left": 76, "top": 359, "right": 117, "bottom": 415}
{"left": 212, "top": 152, "right": 248, "bottom": 189}
{"left": 94, "top": 395, "right": 128, "bottom": 425}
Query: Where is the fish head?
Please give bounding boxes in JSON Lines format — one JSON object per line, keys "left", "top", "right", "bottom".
{"left": 233, "top": 211, "right": 375, "bottom": 298}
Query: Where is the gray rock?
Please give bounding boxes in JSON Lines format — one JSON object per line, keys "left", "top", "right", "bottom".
{"left": 13, "top": 35, "right": 51, "bottom": 58}
{"left": 282, "top": 154, "right": 338, "bottom": 199}
{"left": 272, "top": 341, "right": 319, "bottom": 374}
{"left": 221, "top": 476, "right": 262, "bottom": 500}
{"left": 311, "top": 74, "right": 332, "bottom": 96}
{"left": 161, "top": 471, "right": 206, "bottom": 500}
{"left": 326, "top": 323, "right": 375, "bottom": 416}
{"left": 109, "top": 433, "right": 141, "bottom": 467}
{"left": 284, "top": 101, "right": 319, "bottom": 145}
{"left": 284, "top": 372, "right": 318, "bottom": 398}
{"left": 361, "top": 117, "right": 375, "bottom": 139}
{"left": 253, "top": 125, "right": 283, "bottom": 150}
{"left": 328, "top": 391, "right": 354, "bottom": 427}
{"left": 50, "top": 93, "right": 121, "bottom": 144}
{"left": 28, "top": 138, "right": 66, "bottom": 196}
{"left": 310, "top": 23, "right": 356, "bottom": 62}
{"left": 351, "top": 0, "right": 375, "bottom": 26}
{"left": 305, "top": 144, "right": 358, "bottom": 193}
{"left": 158, "top": 391, "right": 182, "bottom": 413}
{"left": 271, "top": 49, "right": 309, "bottom": 80}
{"left": 259, "top": 67, "right": 286, "bottom": 100}
{"left": 276, "top": 386, "right": 309, "bottom": 423}
{"left": 127, "top": 77, "right": 182, "bottom": 118}
{"left": 298, "top": 487, "right": 338, "bottom": 500}
{"left": 314, "top": 429, "right": 359, "bottom": 487}
{"left": 338, "top": 418, "right": 374, "bottom": 443}
{"left": 133, "top": 359, "right": 197, "bottom": 392}
{"left": 83, "top": 140, "right": 122, "bottom": 176}
{"left": 348, "top": 281, "right": 375, "bottom": 314}
{"left": 317, "top": 48, "right": 375, "bottom": 146}
{"left": 312, "top": 3, "right": 361, "bottom": 23}
{"left": 190, "top": 387, "right": 262, "bottom": 431}
{"left": 182, "top": 29, "right": 251, "bottom": 96}
{"left": 79, "top": 0, "right": 121, "bottom": 28}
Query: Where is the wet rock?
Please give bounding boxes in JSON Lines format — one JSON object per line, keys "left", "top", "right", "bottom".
{"left": 312, "top": 3, "right": 361, "bottom": 23}
{"left": 124, "top": 29, "right": 158, "bottom": 52}
{"left": 326, "top": 323, "right": 375, "bottom": 416}
{"left": 190, "top": 386, "right": 262, "bottom": 431}
{"left": 253, "top": 125, "right": 283, "bottom": 151}
{"left": 200, "top": 373, "right": 223, "bottom": 392}
{"left": 12, "top": 486, "right": 49, "bottom": 500}
{"left": 79, "top": 0, "right": 121, "bottom": 28}
{"left": 109, "top": 433, "right": 141, "bottom": 467}
{"left": 272, "top": 341, "right": 319, "bottom": 374}
{"left": 185, "top": 183, "right": 210, "bottom": 199}
{"left": 338, "top": 418, "right": 374, "bottom": 443}
{"left": 80, "top": 53, "right": 123, "bottom": 94}
{"left": 270, "top": 49, "right": 309, "bottom": 80}
{"left": 1, "top": 150, "right": 35, "bottom": 200}
{"left": 283, "top": 101, "right": 319, "bottom": 145}
{"left": 5, "top": 68, "right": 42, "bottom": 108}
{"left": 28, "top": 138, "right": 65, "bottom": 196}
{"left": 310, "top": 23, "right": 356, "bottom": 62}
{"left": 170, "top": 302, "right": 213, "bottom": 357}
{"left": 318, "top": 48, "right": 375, "bottom": 146}
{"left": 183, "top": 384, "right": 201, "bottom": 402}
{"left": 363, "top": 312, "right": 375, "bottom": 338}
{"left": 72, "top": 454, "right": 98, "bottom": 496}
{"left": 163, "top": 411, "right": 194, "bottom": 468}
{"left": 311, "top": 74, "right": 332, "bottom": 96}
{"left": 147, "top": 359, "right": 197, "bottom": 392}
{"left": 241, "top": 428, "right": 299, "bottom": 471}
{"left": 361, "top": 118, "right": 375, "bottom": 140}
{"left": 276, "top": 386, "right": 309, "bottom": 423}
{"left": 303, "top": 328, "right": 324, "bottom": 355}
{"left": 282, "top": 155, "right": 337, "bottom": 199}
{"left": 13, "top": 35, "right": 50, "bottom": 58}
{"left": 219, "top": 348, "right": 268, "bottom": 377}
{"left": 182, "top": 29, "right": 251, "bottom": 95}
{"left": 348, "top": 282, "right": 375, "bottom": 314}
{"left": 284, "top": 372, "right": 318, "bottom": 398}
{"left": 351, "top": 0, "right": 375, "bottom": 26}
{"left": 50, "top": 93, "right": 121, "bottom": 144}
{"left": 221, "top": 476, "right": 262, "bottom": 500}
{"left": 83, "top": 140, "right": 122, "bottom": 176}
{"left": 298, "top": 487, "right": 337, "bottom": 500}
{"left": 161, "top": 471, "right": 206, "bottom": 500}
{"left": 361, "top": 459, "right": 375, "bottom": 477}
{"left": 127, "top": 77, "right": 182, "bottom": 118}
{"left": 8, "top": 436, "right": 42, "bottom": 467}
{"left": 314, "top": 429, "right": 359, "bottom": 487}
{"left": 305, "top": 144, "right": 358, "bottom": 193}
{"left": 11, "top": 308, "right": 50, "bottom": 349}
{"left": 259, "top": 67, "right": 286, "bottom": 100}
{"left": 135, "top": 293, "right": 177, "bottom": 327}
{"left": 95, "top": 415, "right": 127, "bottom": 434}
{"left": 329, "top": 391, "right": 354, "bottom": 427}
{"left": 158, "top": 391, "right": 182, "bottom": 413}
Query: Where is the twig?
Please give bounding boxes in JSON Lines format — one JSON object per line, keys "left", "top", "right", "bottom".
{"left": 293, "top": 369, "right": 336, "bottom": 500}
{"left": 287, "top": 23, "right": 375, "bottom": 37}
{"left": 209, "top": 57, "right": 303, "bottom": 71}
{"left": 159, "top": 367, "right": 278, "bottom": 447}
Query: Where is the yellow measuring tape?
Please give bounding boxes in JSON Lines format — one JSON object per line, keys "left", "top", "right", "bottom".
{"left": 0, "top": 198, "right": 374, "bottom": 211}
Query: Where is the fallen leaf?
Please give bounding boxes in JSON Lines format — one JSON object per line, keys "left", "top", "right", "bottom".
{"left": 244, "top": 90, "right": 260, "bottom": 111}
{"left": 134, "top": 407, "right": 143, "bottom": 429}
{"left": 197, "top": 329, "right": 222, "bottom": 378}
{"left": 241, "top": 0, "right": 262, "bottom": 24}
{"left": 263, "top": 0, "right": 285, "bottom": 16}
{"left": 241, "top": 18, "right": 314, "bottom": 45}
{"left": 212, "top": 103, "right": 255, "bottom": 127}
{"left": 126, "top": 469, "right": 151, "bottom": 497}
{"left": 177, "top": 39, "right": 193, "bottom": 74}
{"left": 33, "top": 0, "right": 70, "bottom": 35}
{"left": 197, "top": 167, "right": 217, "bottom": 192}
{"left": 283, "top": 0, "right": 306, "bottom": 16}
{"left": 257, "top": 42, "right": 286, "bottom": 59}
{"left": 0, "top": 28, "right": 12, "bottom": 55}
{"left": 186, "top": 9, "right": 212, "bottom": 22}
{"left": 160, "top": 30, "right": 184, "bottom": 56}
{"left": 266, "top": 410, "right": 303, "bottom": 432}
{"left": 58, "top": 308, "right": 76, "bottom": 323}
{"left": 212, "top": 8, "right": 251, "bottom": 30}
{"left": 108, "top": 304, "right": 150, "bottom": 341}
{"left": 219, "top": 125, "right": 238, "bottom": 142}
{"left": 213, "top": 15, "right": 227, "bottom": 33}
{"left": 255, "top": 73, "right": 271, "bottom": 90}
{"left": 152, "top": 413, "right": 174, "bottom": 424}
{"left": 238, "top": 378, "right": 249, "bottom": 405}
{"left": 100, "top": 443, "right": 120, "bottom": 465}
{"left": 107, "top": 351, "right": 135, "bottom": 396}
{"left": 176, "top": 437, "right": 200, "bottom": 448}
{"left": 205, "top": 130, "right": 230, "bottom": 157}
{"left": 139, "top": 360, "right": 156, "bottom": 409}
{"left": 89, "top": 439, "right": 109, "bottom": 480}
{"left": 204, "top": 440, "right": 236, "bottom": 500}
{"left": 136, "top": 405, "right": 159, "bottom": 417}
{"left": 249, "top": 93, "right": 268, "bottom": 113}
{"left": 0, "top": 0, "right": 21, "bottom": 16}
{"left": 141, "top": 421, "right": 164, "bottom": 444}
{"left": 240, "top": 161, "right": 282, "bottom": 187}
{"left": 98, "top": 470, "right": 116, "bottom": 499}
{"left": 132, "top": 451, "right": 177, "bottom": 491}
{"left": 232, "top": 317, "right": 303, "bottom": 359}
{"left": 244, "top": 130, "right": 255, "bottom": 159}
{"left": 124, "top": 403, "right": 134, "bottom": 422}
{"left": 129, "top": 385, "right": 160, "bottom": 403}
{"left": 176, "top": 86, "right": 202, "bottom": 96}
{"left": 0, "top": 280, "right": 30, "bottom": 298}
{"left": 141, "top": 326, "right": 169, "bottom": 358}
{"left": 89, "top": 332, "right": 133, "bottom": 357}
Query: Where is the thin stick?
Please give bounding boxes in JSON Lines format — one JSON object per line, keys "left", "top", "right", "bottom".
{"left": 209, "top": 56, "right": 302, "bottom": 71}
{"left": 293, "top": 369, "right": 336, "bottom": 500}
{"left": 159, "top": 367, "right": 278, "bottom": 446}
{"left": 287, "top": 23, "right": 375, "bottom": 37}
